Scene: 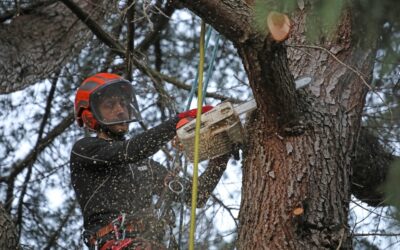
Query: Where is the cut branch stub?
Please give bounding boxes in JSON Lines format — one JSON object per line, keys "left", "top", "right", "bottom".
{"left": 293, "top": 207, "right": 304, "bottom": 217}
{"left": 292, "top": 206, "right": 306, "bottom": 228}
{"left": 267, "top": 11, "right": 291, "bottom": 42}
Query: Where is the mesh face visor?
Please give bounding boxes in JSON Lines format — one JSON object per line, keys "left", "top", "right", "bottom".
{"left": 90, "top": 81, "right": 141, "bottom": 126}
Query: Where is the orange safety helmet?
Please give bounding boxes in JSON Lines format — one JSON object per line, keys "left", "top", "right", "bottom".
{"left": 74, "top": 73, "right": 140, "bottom": 130}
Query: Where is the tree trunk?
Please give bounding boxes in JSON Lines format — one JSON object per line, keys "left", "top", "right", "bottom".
{"left": 0, "top": 204, "right": 19, "bottom": 249}
{"left": 237, "top": 8, "right": 376, "bottom": 250}
{"left": 175, "top": 0, "right": 383, "bottom": 248}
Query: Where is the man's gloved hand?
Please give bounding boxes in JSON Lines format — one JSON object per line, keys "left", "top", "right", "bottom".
{"left": 176, "top": 105, "right": 213, "bottom": 129}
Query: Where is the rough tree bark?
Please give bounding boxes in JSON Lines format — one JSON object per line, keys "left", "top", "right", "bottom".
{"left": 0, "top": 204, "right": 19, "bottom": 249}
{"left": 0, "top": 0, "right": 109, "bottom": 93}
{"left": 179, "top": 0, "right": 378, "bottom": 249}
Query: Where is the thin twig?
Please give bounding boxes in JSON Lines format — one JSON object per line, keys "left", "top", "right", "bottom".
{"left": 351, "top": 199, "right": 390, "bottom": 218}
{"left": 126, "top": 0, "right": 135, "bottom": 81}
{"left": 0, "top": 112, "right": 74, "bottom": 183}
{"left": 336, "top": 228, "right": 345, "bottom": 250}
{"left": 142, "top": 0, "right": 154, "bottom": 31}
{"left": 137, "top": 1, "right": 176, "bottom": 52}
{"left": 60, "top": 0, "right": 125, "bottom": 53}
{"left": 0, "top": 0, "right": 57, "bottom": 22}
{"left": 16, "top": 72, "right": 59, "bottom": 235}
{"left": 43, "top": 201, "right": 78, "bottom": 250}
{"left": 353, "top": 233, "right": 400, "bottom": 237}
{"left": 211, "top": 194, "right": 239, "bottom": 228}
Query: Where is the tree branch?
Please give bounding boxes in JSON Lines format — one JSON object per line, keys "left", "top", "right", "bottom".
{"left": 0, "top": 0, "right": 107, "bottom": 94}
{"left": 3, "top": 112, "right": 74, "bottom": 183}
{"left": 60, "top": 0, "right": 124, "bottom": 53}
{"left": 178, "top": 0, "right": 257, "bottom": 44}
{"left": 15, "top": 72, "right": 59, "bottom": 236}
{"left": 353, "top": 233, "right": 400, "bottom": 237}
{"left": 2, "top": 112, "right": 74, "bottom": 211}
{"left": 211, "top": 194, "right": 238, "bottom": 228}
{"left": 258, "top": 42, "right": 300, "bottom": 127}
{"left": 151, "top": 72, "right": 241, "bottom": 103}
{"left": 43, "top": 201, "right": 77, "bottom": 250}
{"left": 0, "top": 0, "right": 58, "bottom": 22}
{"left": 125, "top": 0, "right": 135, "bottom": 81}
{"left": 137, "top": 1, "right": 177, "bottom": 52}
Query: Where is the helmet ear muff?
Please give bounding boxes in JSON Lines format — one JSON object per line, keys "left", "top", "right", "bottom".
{"left": 81, "top": 110, "right": 99, "bottom": 131}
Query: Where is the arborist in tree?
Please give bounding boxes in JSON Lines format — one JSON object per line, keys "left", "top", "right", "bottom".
{"left": 70, "top": 73, "right": 231, "bottom": 250}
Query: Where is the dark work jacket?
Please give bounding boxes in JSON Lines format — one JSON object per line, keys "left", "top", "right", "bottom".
{"left": 70, "top": 117, "right": 179, "bottom": 231}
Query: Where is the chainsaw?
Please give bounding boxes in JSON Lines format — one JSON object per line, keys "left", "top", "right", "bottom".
{"left": 176, "top": 75, "right": 314, "bottom": 162}
{"left": 176, "top": 99, "right": 257, "bottom": 162}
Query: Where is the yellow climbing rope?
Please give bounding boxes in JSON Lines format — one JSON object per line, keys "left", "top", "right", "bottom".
{"left": 188, "top": 19, "right": 206, "bottom": 250}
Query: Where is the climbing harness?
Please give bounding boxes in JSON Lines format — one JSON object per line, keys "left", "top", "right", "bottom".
{"left": 83, "top": 213, "right": 143, "bottom": 250}
{"left": 83, "top": 213, "right": 173, "bottom": 250}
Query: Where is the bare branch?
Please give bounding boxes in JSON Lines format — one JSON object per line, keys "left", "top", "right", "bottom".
{"left": 2, "top": 112, "right": 74, "bottom": 212}
{"left": 178, "top": 0, "right": 257, "bottom": 44}
{"left": 0, "top": 1, "right": 106, "bottom": 93}
{"left": 60, "top": 0, "right": 124, "bottom": 53}
{"left": 2, "top": 112, "right": 74, "bottom": 183}
{"left": 0, "top": 0, "right": 58, "bottom": 22}
{"left": 125, "top": 0, "right": 135, "bottom": 81}
{"left": 353, "top": 233, "right": 400, "bottom": 237}
{"left": 211, "top": 194, "right": 238, "bottom": 228}
{"left": 15, "top": 72, "right": 59, "bottom": 236}
{"left": 137, "top": 1, "right": 177, "bottom": 52}
{"left": 43, "top": 201, "right": 77, "bottom": 250}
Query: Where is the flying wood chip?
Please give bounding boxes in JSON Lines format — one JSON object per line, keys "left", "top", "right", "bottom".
{"left": 267, "top": 11, "right": 291, "bottom": 42}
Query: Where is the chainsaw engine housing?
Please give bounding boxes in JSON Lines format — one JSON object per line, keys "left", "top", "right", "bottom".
{"left": 176, "top": 102, "right": 245, "bottom": 162}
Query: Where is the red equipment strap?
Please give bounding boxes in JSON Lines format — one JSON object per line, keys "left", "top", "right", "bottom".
{"left": 89, "top": 215, "right": 146, "bottom": 247}
{"left": 100, "top": 238, "right": 133, "bottom": 250}
{"left": 100, "top": 237, "right": 159, "bottom": 250}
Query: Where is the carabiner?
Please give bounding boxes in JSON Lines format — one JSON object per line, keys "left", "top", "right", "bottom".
{"left": 168, "top": 180, "right": 184, "bottom": 194}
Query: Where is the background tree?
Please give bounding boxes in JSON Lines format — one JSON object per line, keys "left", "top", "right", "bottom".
{"left": 0, "top": 204, "right": 19, "bottom": 249}
{"left": 0, "top": 0, "right": 399, "bottom": 249}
